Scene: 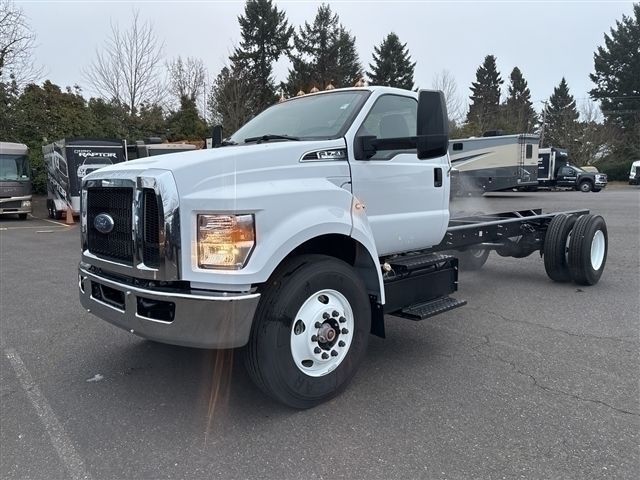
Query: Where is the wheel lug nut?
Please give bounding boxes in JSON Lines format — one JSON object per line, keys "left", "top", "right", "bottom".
{"left": 331, "top": 350, "right": 338, "bottom": 357}
{"left": 322, "top": 312, "right": 330, "bottom": 319}
{"left": 332, "top": 310, "right": 339, "bottom": 317}
{"left": 315, "top": 322, "right": 322, "bottom": 328}
{"left": 314, "top": 347, "right": 321, "bottom": 354}
{"left": 338, "top": 340, "right": 345, "bottom": 347}
{"left": 321, "top": 352, "right": 329, "bottom": 360}
{"left": 341, "top": 328, "right": 349, "bottom": 334}
{"left": 339, "top": 316, "right": 346, "bottom": 323}
{"left": 311, "top": 335, "right": 318, "bottom": 342}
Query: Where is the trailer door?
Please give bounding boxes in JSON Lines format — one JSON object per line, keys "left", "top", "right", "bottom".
{"left": 349, "top": 93, "right": 449, "bottom": 255}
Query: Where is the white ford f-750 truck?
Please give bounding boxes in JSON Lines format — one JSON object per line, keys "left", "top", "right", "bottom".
{"left": 79, "top": 87, "right": 608, "bottom": 408}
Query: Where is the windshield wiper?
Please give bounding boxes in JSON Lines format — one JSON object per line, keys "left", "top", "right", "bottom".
{"left": 220, "top": 140, "right": 238, "bottom": 146}
{"left": 244, "top": 134, "right": 301, "bottom": 144}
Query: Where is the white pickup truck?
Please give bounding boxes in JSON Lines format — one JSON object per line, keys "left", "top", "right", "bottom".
{"left": 79, "top": 87, "right": 608, "bottom": 408}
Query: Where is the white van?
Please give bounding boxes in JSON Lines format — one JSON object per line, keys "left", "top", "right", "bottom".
{"left": 629, "top": 160, "right": 640, "bottom": 185}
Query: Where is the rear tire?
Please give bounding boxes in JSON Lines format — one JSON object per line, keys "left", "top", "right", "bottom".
{"left": 568, "top": 214, "right": 607, "bottom": 286}
{"left": 579, "top": 181, "right": 592, "bottom": 192}
{"left": 244, "top": 254, "right": 371, "bottom": 409}
{"left": 543, "top": 214, "right": 577, "bottom": 282}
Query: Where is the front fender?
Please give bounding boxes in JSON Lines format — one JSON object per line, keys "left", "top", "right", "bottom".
{"left": 181, "top": 177, "right": 355, "bottom": 289}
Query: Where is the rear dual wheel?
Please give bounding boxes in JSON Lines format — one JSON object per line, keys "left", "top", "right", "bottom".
{"left": 568, "top": 214, "right": 607, "bottom": 285}
{"left": 544, "top": 214, "right": 577, "bottom": 282}
{"left": 544, "top": 214, "right": 607, "bottom": 285}
{"left": 244, "top": 254, "right": 370, "bottom": 409}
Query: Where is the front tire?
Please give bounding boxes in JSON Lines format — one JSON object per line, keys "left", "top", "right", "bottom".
{"left": 568, "top": 214, "right": 608, "bottom": 285}
{"left": 18, "top": 213, "right": 28, "bottom": 220}
{"left": 579, "top": 181, "right": 592, "bottom": 192}
{"left": 244, "top": 254, "right": 371, "bottom": 409}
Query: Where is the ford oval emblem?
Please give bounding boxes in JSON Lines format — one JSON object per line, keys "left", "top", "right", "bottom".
{"left": 94, "top": 213, "right": 115, "bottom": 234}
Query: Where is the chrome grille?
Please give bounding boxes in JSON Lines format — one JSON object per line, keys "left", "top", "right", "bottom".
{"left": 142, "top": 188, "right": 160, "bottom": 267}
{"left": 87, "top": 187, "right": 134, "bottom": 263}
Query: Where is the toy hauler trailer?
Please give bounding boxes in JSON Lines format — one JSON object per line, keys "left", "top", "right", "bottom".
{"left": 43, "top": 139, "right": 127, "bottom": 219}
{"left": 78, "top": 87, "right": 609, "bottom": 408}
{"left": 449, "top": 133, "right": 539, "bottom": 196}
{"left": 0, "top": 142, "right": 32, "bottom": 220}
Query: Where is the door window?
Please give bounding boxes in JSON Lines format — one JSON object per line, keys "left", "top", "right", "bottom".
{"left": 357, "top": 95, "right": 417, "bottom": 160}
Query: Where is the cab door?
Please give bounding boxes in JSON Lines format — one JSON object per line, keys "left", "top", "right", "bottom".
{"left": 348, "top": 93, "right": 449, "bottom": 256}
{"left": 556, "top": 166, "right": 578, "bottom": 187}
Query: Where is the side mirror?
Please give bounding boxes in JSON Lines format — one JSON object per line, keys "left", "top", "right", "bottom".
{"left": 212, "top": 125, "right": 223, "bottom": 148}
{"left": 416, "top": 90, "right": 449, "bottom": 160}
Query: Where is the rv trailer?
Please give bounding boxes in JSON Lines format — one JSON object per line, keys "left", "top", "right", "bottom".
{"left": 449, "top": 133, "right": 539, "bottom": 196}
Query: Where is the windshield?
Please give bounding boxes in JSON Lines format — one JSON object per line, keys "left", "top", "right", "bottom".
{"left": 229, "top": 90, "right": 370, "bottom": 143}
{"left": 0, "top": 154, "right": 30, "bottom": 181}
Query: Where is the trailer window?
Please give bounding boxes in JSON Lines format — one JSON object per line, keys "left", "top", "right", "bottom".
{"left": 526, "top": 144, "right": 533, "bottom": 159}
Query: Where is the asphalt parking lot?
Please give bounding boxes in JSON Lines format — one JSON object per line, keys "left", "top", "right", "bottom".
{"left": 1, "top": 187, "right": 639, "bottom": 480}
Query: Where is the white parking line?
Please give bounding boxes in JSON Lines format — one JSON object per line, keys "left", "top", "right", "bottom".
{"left": 4, "top": 348, "right": 92, "bottom": 480}
{"left": 38, "top": 217, "right": 71, "bottom": 227}
{"left": 0, "top": 225, "right": 68, "bottom": 230}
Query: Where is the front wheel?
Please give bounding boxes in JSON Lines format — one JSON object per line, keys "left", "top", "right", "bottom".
{"left": 18, "top": 213, "right": 28, "bottom": 220}
{"left": 244, "top": 254, "right": 371, "bottom": 409}
{"left": 579, "top": 181, "right": 592, "bottom": 192}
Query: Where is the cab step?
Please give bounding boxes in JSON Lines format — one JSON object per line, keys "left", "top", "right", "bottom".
{"left": 394, "top": 296, "right": 467, "bottom": 321}
{"left": 386, "top": 253, "right": 454, "bottom": 275}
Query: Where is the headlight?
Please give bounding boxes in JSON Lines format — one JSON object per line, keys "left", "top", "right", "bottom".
{"left": 197, "top": 214, "right": 255, "bottom": 269}
{"left": 21, "top": 200, "right": 31, "bottom": 208}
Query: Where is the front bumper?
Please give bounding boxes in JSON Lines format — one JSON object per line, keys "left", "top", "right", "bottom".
{"left": 0, "top": 196, "right": 32, "bottom": 215}
{"left": 78, "top": 264, "right": 260, "bottom": 348}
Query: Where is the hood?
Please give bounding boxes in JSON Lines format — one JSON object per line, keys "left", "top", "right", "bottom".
{"left": 88, "top": 139, "right": 348, "bottom": 197}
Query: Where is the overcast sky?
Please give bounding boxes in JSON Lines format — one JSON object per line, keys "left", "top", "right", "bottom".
{"left": 17, "top": 0, "right": 636, "bottom": 115}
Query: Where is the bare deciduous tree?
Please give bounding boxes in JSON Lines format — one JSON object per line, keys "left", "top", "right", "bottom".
{"left": 85, "top": 10, "right": 164, "bottom": 114}
{"left": 0, "top": 0, "right": 41, "bottom": 86}
{"left": 432, "top": 69, "right": 465, "bottom": 124}
{"left": 167, "top": 56, "right": 207, "bottom": 103}
{"left": 208, "top": 64, "right": 254, "bottom": 135}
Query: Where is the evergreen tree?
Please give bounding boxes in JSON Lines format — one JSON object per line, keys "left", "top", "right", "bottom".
{"left": 230, "top": 0, "right": 293, "bottom": 113}
{"left": 543, "top": 77, "right": 580, "bottom": 149}
{"left": 503, "top": 67, "right": 537, "bottom": 133}
{"left": 589, "top": 4, "right": 640, "bottom": 157}
{"left": 10, "top": 81, "right": 95, "bottom": 192}
{"left": 166, "top": 96, "right": 208, "bottom": 141}
{"left": 285, "top": 4, "right": 362, "bottom": 94}
{"left": 367, "top": 32, "right": 415, "bottom": 90}
{"left": 466, "top": 55, "right": 503, "bottom": 134}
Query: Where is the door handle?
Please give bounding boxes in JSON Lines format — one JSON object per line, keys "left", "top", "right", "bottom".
{"left": 434, "top": 168, "right": 443, "bottom": 187}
